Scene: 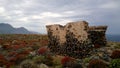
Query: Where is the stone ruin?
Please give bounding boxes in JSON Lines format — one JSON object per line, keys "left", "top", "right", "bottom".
{"left": 46, "top": 21, "right": 107, "bottom": 59}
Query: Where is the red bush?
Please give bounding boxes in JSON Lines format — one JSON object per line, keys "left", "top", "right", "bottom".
{"left": 9, "top": 53, "right": 27, "bottom": 64}
{"left": 5, "top": 62, "right": 14, "bottom": 68}
{"left": 111, "top": 50, "right": 120, "bottom": 59}
{"left": 2, "top": 45, "right": 11, "bottom": 49}
{"left": 8, "top": 51, "right": 17, "bottom": 57}
{"left": 0, "top": 54, "right": 7, "bottom": 64}
{"left": 0, "top": 54, "right": 9, "bottom": 67}
{"left": 38, "top": 46, "right": 48, "bottom": 54}
{"left": 11, "top": 44, "right": 28, "bottom": 50}
{"left": 0, "top": 54, "right": 5, "bottom": 59}
{"left": 12, "top": 45, "right": 20, "bottom": 50}
{"left": 9, "top": 50, "right": 29, "bottom": 63}
{"left": 61, "top": 56, "right": 72, "bottom": 65}
{"left": 20, "top": 50, "right": 31, "bottom": 55}
{"left": 88, "top": 59, "right": 107, "bottom": 68}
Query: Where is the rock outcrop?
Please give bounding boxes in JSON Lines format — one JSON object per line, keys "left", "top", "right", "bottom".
{"left": 46, "top": 21, "right": 107, "bottom": 58}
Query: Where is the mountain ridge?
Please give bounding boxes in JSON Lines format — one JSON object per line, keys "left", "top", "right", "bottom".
{"left": 0, "top": 23, "right": 119, "bottom": 42}
{"left": 0, "top": 23, "right": 39, "bottom": 34}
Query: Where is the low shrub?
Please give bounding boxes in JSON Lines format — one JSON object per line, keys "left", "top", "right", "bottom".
{"left": 71, "top": 63, "right": 83, "bottom": 68}
{"left": 110, "top": 50, "right": 120, "bottom": 59}
{"left": 61, "top": 56, "right": 71, "bottom": 65}
{"left": 38, "top": 46, "right": 48, "bottom": 55}
{"left": 88, "top": 59, "right": 107, "bottom": 68}
{"left": 61, "top": 56, "right": 75, "bottom": 67}
{"left": 84, "top": 57, "right": 91, "bottom": 63}
{"left": 20, "top": 60, "right": 38, "bottom": 68}
{"left": 44, "top": 55, "right": 53, "bottom": 66}
{"left": 109, "top": 59, "right": 120, "bottom": 68}
{"left": 53, "top": 56, "right": 62, "bottom": 66}
{"left": 33, "top": 56, "right": 45, "bottom": 64}
{"left": 114, "top": 43, "right": 120, "bottom": 49}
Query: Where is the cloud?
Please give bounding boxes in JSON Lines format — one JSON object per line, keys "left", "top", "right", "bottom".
{"left": 100, "top": 1, "right": 119, "bottom": 9}
{"left": 0, "top": 7, "right": 5, "bottom": 14}
{"left": 0, "top": 0, "right": 120, "bottom": 34}
{"left": 63, "top": 11, "right": 74, "bottom": 14}
{"left": 40, "top": 12, "right": 62, "bottom": 18}
{"left": 17, "top": 17, "right": 29, "bottom": 22}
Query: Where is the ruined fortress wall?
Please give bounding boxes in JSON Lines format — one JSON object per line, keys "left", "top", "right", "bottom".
{"left": 46, "top": 21, "right": 89, "bottom": 44}
{"left": 46, "top": 21, "right": 107, "bottom": 58}
{"left": 88, "top": 26, "right": 107, "bottom": 47}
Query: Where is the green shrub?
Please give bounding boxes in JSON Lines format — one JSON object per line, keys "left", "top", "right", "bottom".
{"left": 31, "top": 45, "right": 40, "bottom": 50}
{"left": 54, "top": 65, "right": 63, "bottom": 68}
{"left": 114, "top": 43, "right": 120, "bottom": 49}
{"left": 109, "top": 59, "right": 120, "bottom": 68}
{"left": 33, "top": 55, "right": 53, "bottom": 66}
{"left": 33, "top": 56, "right": 45, "bottom": 64}
{"left": 84, "top": 57, "right": 91, "bottom": 63}
{"left": 53, "top": 56, "right": 62, "bottom": 66}
{"left": 20, "top": 60, "right": 38, "bottom": 68}
{"left": 44, "top": 55, "right": 53, "bottom": 66}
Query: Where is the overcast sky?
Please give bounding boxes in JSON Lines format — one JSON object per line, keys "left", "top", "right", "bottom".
{"left": 0, "top": 0, "right": 120, "bottom": 34}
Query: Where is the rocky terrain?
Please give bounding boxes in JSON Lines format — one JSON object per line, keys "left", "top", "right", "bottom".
{"left": 0, "top": 34, "right": 120, "bottom": 68}
{"left": 0, "top": 21, "right": 120, "bottom": 68}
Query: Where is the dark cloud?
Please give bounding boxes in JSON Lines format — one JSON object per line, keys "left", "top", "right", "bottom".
{"left": 0, "top": 0, "right": 120, "bottom": 34}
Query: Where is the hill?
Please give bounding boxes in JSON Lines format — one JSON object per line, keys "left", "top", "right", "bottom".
{"left": 0, "top": 23, "right": 39, "bottom": 34}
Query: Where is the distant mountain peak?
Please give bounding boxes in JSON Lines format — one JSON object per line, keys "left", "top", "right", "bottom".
{"left": 0, "top": 23, "right": 9, "bottom": 24}
{"left": 0, "top": 23, "right": 12, "bottom": 27}
{"left": 19, "top": 27, "right": 27, "bottom": 29}
{"left": 16, "top": 27, "right": 27, "bottom": 30}
{"left": 0, "top": 23, "right": 39, "bottom": 34}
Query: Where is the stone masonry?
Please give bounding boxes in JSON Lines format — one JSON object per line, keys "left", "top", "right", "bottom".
{"left": 46, "top": 21, "right": 107, "bottom": 59}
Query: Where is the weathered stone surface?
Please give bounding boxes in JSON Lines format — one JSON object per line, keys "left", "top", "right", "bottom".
{"left": 46, "top": 21, "right": 107, "bottom": 59}
{"left": 88, "top": 26, "right": 107, "bottom": 47}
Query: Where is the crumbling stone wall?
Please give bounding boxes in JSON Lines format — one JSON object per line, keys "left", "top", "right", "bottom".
{"left": 46, "top": 21, "right": 107, "bottom": 59}
{"left": 88, "top": 26, "right": 107, "bottom": 47}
